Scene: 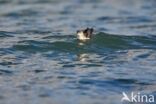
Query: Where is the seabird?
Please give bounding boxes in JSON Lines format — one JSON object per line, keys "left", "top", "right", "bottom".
{"left": 77, "top": 28, "right": 94, "bottom": 40}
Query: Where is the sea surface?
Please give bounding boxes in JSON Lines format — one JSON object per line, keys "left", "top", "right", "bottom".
{"left": 0, "top": 0, "right": 156, "bottom": 104}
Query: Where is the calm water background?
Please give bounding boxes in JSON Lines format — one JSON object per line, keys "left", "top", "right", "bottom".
{"left": 0, "top": 0, "right": 156, "bottom": 104}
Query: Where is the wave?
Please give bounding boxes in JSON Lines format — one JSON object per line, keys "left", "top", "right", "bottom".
{"left": 12, "top": 32, "right": 156, "bottom": 54}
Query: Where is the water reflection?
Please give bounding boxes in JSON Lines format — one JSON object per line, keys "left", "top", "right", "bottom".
{"left": 78, "top": 53, "right": 89, "bottom": 62}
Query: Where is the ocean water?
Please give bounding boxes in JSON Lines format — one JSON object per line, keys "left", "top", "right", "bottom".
{"left": 0, "top": 0, "right": 156, "bottom": 104}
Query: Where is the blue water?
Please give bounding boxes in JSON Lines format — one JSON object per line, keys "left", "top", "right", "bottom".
{"left": 0, "top": 0, "right": 156, "bottom": 104}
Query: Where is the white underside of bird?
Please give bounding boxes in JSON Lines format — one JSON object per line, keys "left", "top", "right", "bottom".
{"left": 77, "top": 32, "right": 90, "bottom": 40}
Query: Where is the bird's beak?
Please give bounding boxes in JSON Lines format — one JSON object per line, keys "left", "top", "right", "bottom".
{"left": 77, "top": 30, "right": 80, "bottom": 33}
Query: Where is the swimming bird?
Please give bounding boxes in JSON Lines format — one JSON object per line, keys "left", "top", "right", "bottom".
{"left": 77, "top": 28, "right": 94, "bottom": 40}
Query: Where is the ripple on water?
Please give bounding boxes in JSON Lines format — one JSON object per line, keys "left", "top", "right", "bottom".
{"left": 0, "top": 31, "right": 14, "bottom": 38}
{"left": 0, "top": 69, "right": 13, "bottom": 75}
